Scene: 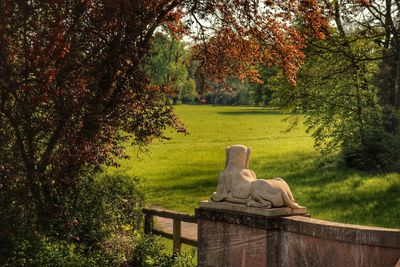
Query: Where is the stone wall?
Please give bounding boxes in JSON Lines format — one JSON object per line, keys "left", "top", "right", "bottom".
{"left": 196, "top": 208, "right": 400, "bottom": 267}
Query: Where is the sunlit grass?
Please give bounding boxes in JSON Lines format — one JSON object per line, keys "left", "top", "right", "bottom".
{"left": 107, "top": 105, "right": 400, "bottom": 229}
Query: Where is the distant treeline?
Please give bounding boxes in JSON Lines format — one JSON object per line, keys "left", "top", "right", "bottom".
{"left": 144, "top": 32, "right": 277, "bottom": 107}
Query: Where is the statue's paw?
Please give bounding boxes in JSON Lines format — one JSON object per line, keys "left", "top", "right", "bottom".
{"left": 262, "top": 202, "right": 272, "bottom": 208}
{"left": 292, "top": 203, "right": 304, "bottom": 209}
{"left": 211, "top": 192, "right": 226, "bottom": 202}
{"left": 247, "top": 199, "right": 256, "bottom": 207}
{"left": 247, "top": 199, "right": 272, "bottom": 208}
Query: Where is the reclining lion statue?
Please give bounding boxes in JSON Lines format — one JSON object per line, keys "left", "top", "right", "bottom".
{"left": 211, "top": 145, "right": 301, "bottom": 209}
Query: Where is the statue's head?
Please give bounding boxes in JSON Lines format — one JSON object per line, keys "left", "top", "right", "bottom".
{"left": 225, "top": 144, "right": 251, "bottom": 169}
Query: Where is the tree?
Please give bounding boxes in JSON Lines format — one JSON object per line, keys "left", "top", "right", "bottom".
{"left": 145, "top": 32, "right": 197, "bottom": 104}
{"left": 0, "top": 0, "right": 186, "bottom": 253}
{"left": 190, "top": 0, "right": 327, "bottom": 100}
{"left": 274, "top": 34, "right": 382, "bottom": 165}
{"left": 249, "top": 66, "right": 277, "bottom": 107}
{"left": 274, "top": 0, "right": 400, "bottom": 170}
{"left": 0, "top": 0, "right": 326, "bottom": 259}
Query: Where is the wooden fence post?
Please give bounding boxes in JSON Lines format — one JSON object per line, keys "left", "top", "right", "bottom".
{"left": 144, "top": 214, "right": 153, "bottom": 234}
{"left": 173, "top": 218, "right": 182, "bottom": 253}
{"left": 142, "top": 207, "right": 197, "bottom": 252}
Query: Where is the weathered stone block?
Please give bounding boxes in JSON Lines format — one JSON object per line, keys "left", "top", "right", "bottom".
{"left": 200, "top": 200, "right": 306, "bottom": 217}
{"left": 196, "top": 208, "right": 400, "bottom": 267}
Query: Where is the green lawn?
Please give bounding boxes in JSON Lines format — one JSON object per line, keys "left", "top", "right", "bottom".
{"left": 107, "top": 105, "right": 400, "bottom": 229}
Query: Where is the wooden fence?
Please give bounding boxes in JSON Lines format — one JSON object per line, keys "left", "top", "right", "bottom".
{"left": 142, "top": 207, "right": 198, "bottom": 253}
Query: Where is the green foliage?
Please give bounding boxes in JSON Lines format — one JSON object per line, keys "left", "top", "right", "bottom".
{"left": 11, "top": 238, "right": 116, "bottom": 267}
{"left": 28, "top": 175, "right": 195, "bottom": 266}
{"left": 66, "top": 174, "right": 145, "bottom": 246}
{"left": 248, "top": 66, "right": 277, "bottom": 107}
{"left": 131, "top": 235, "right": 197, "bottom": 267}
{"left": 1, "top": 174, "right": 145, "bottom": 266}
{"left": 271, "top": 0, "right": 400, "bottom": 171}
{"left": 145, "top": 33, "right": 197, "bottom": 104}
{"left": 132, "top": 235, "right": 176, "bottom": 267}
{"left": 272, "top": 33, "right": 399, "bottom": 170}
{"left": 180, "top": 79, "right": 198, "bottom": 104}
{"left": 173, "top": 248, "right": 197, "bottom": 267}
{"left": 201, "top": 79, "right": 253, "bottom": 106}
{"left": 200, "top": 66, "right": 277, "bottom": 106}
{"left": 342, "top": 127, "right": 400, "bottom": 171}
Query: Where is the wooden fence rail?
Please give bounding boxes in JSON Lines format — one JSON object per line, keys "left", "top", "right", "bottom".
{"left": 142, "top": 207, "right": 198, "bottom": 253}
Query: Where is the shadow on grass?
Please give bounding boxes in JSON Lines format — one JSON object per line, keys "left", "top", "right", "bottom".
{"left": 254, "top": 155, "right": 400, "bottom": 228}
{"left": 218, "top": 109, "right": 283, "bottom": 116}
{"left": 251, "top": 153, "right": 347, "bottom": 187}
{"left": 148, "top": 163, "right": 219, "bottom": 192}
{"left": 309, "top": 189, "right": 400, "bottom": 228}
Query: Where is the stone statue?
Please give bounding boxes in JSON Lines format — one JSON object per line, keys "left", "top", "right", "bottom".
{"left": 211, "top": 145, "right": 257, "bottom": 204}
{"left": 211, "top": 144, "right": 302, "bottom": 209}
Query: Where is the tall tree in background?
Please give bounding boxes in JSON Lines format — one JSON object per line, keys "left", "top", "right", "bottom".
{"left": 275, "top": 34, "right": 382, "bottom": 166}
{"left": 331, "top": 0, "right": 400, "bottom": 169}
{"left": 275, "top": 0, "right": 400, "bottom": 170}
{"left": 249, "top": 66, "right": 277, "bottom": 107}
{"left": 145, "top": 32, "right": 197, "bottom": 104}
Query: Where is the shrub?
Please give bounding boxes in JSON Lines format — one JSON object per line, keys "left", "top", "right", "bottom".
{"left": 12, "top": 238, "right": 114, "bottom": 267}
{"left": 131, "top": 235, "right": 176, "bottom": 267}
{"left": 131, "top": 235, "right": 197, "bottom": 267}
{"left": 1, "top": 174, "right": 145, "bottom": 266}
{"left": 343, "top": 127, "right": 400, "bottom": 171}
{"left": 66, "top": 174, "right": 145, "bottom": 247}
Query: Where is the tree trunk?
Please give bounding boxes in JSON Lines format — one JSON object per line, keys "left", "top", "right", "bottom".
{"left": 377, "top": 47, "right": 400, "bottom": 134}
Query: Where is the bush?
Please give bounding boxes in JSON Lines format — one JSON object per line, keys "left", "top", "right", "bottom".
{"left": 1, "top": 172, "right": 197, "bottom": 266}
{"left": 343, "top": 127, "right": 400, "bottom": 171}
{"left": 131, "top": 235, "right": 197, "bottom": 267}
{"left": 67, "top": 174, "right": 145, "bottom": 247}
{"left": 131, "top": 235, "right": 176, "bottom": 267}
{"left": 12, "top": 238, "right": 114, "bottom": 267}
{"left": 1, "top": 174, "right": 145, "bottom": 266}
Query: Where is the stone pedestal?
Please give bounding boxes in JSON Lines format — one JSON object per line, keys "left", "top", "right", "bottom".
{"left": 196, "top": 206, "right": 289, "bottom": 267}
{"left": 196, "top": 207, "right": 400, "bottom": 267}
{"left": 200, "top": 200, "right": 307, "bottom": 217}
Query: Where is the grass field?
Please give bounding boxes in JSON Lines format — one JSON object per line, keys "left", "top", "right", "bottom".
{"left": 107, "top": 105, "right": 400, "bottom": 229}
